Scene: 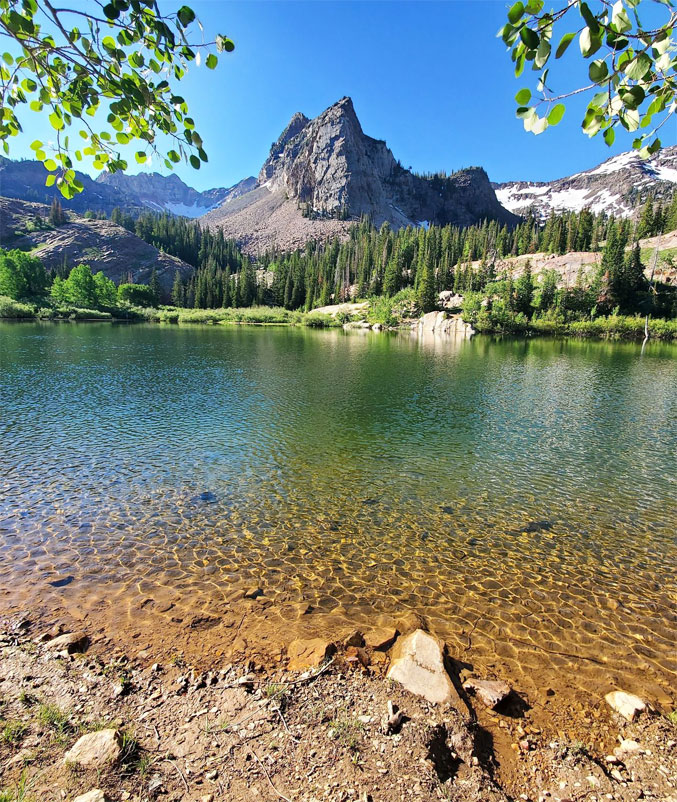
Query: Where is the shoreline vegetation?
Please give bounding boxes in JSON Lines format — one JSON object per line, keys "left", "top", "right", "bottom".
{"left": 2, "top": 197, "right": 677, "bottom": 342}
{"left": 2, "top": 294, "right": 677, "bottom": 341}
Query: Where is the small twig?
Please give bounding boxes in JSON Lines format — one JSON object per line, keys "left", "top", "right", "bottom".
{"left": 164, "top": 757, "right": 189, "bottom": 795}
{"left": 248, "top": 742, "right": 293, "bottom": 802}
{"left": 274, "top": 703, "right": 299, "bottom": 743}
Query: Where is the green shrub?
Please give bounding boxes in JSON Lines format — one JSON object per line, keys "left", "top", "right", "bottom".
{"left": 0, "top": 296, "right": 35, "bottom": 318}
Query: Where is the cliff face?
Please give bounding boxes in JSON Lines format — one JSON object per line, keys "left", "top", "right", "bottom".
{"left": 494, "top": 146, "right": 677, "bottom": 219}
{"left": 202, "top": 97, "right": 518, "bottom": 253}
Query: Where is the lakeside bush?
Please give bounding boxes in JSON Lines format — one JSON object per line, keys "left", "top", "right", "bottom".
{"left": 0, "top": 295, "right": 35, "bottom": 318}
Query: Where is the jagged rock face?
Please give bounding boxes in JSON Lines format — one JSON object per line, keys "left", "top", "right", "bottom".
{"left": 494, "top": 145, "right": 677, "bottom": 219}
{"left": 202, "top": 97, "right": 517, "bottom": 253}
{"left": 0, "top": 197, "right": 193, "bottom": 294}
{"left": 256, "top": 97, "right": 516, "bottom": 228}
{"left": 0, "top": 156, "right": 254, "bottom": 219}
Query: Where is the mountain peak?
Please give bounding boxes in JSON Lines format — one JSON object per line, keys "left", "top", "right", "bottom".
{"left": 204, "top": 97, "right": 517, "bottom": 253}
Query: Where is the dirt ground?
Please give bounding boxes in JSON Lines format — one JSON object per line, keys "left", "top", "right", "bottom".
{"left": 0, "top": 614, "right": 676, "bottom": 802}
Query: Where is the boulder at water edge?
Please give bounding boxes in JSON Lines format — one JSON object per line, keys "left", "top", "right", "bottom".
{"left": 386, "top": 629, "right": 460, "bottom": 706}
{"left": 287, "top": 638, "right": 336, "bottom": 671}
{"left": 605, "top": 690, "right": 647, "bottom": 721}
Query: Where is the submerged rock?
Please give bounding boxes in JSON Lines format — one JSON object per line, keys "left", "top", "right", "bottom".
{"left": 463, "top": 678, "right": 511, "bottom": 709}
{"left": 386, "top": 629, "right": 460, "bottom": 706}
{"left": 192, "top": 491, "right": 217, "bottom": 503}
{"left": 287, "top": 638, "right": 336, "bottom": 671}
{"left": 64, "top": 729, "right": 122, "bottom": 768}
{"left": 364, "top": 627, "right": 398, "bottom": 651}
{"left": 605, "top": 690, "right": 646, "bottom": 721}
{"left": 48, "top": 575, "right": 74, "bottom": 588}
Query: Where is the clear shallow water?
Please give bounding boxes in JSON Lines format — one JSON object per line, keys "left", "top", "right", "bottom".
{"left": 1, "top": 323, "right": 676, "bottom": 704}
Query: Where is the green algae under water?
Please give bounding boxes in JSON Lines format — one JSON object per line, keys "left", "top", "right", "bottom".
{"left": 1, "top": 322, "right": 675, "bottom": 704}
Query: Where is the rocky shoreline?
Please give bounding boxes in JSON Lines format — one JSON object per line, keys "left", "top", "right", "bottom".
{"left": 1, "top": 615, "right": 675, "bottom": 802}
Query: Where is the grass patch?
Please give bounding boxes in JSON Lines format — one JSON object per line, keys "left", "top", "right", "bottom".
{"left": 37, "top": 703, "right": 71, "bottom": 742}
{"left": 0, "top": 720, "right": 28, "bottom": 747}
{"left": 328, "top": 711, "right": 364, "bottom": 750}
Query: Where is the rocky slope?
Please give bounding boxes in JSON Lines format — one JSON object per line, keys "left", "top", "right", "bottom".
{"left": 494, "top": 145, "right": 677, "bottom": 219}
{"left": 201, "top": 97, "right": 518, "bottom": 253}
{"left": 0, "top": 197, "right": 193, "bottom": 290}
{"left": 0, "top": 156, "right": 252, "bottom": 219}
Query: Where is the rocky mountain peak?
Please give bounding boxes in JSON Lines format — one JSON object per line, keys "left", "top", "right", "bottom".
{"left": 202, "top": 97, "right": 518, "bottom": 254}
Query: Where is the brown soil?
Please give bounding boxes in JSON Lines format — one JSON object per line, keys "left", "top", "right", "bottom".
{"left": 1, "top": 614, "right": 676, "bottom": 802}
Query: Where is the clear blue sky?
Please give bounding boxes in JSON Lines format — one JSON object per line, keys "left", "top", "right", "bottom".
{"left": 8, "top": 0, "right": 677, "bottom": 192}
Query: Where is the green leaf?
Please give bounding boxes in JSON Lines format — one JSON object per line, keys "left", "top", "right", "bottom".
{"left": 620, "top": 85, "right": 645, "bottom": 109}
{"left": 135, "top": 151, "right": 147, "bottom": 163}
{"left": 579, "top": 28, "right": 602, "bottom": 57}
{"left": 43, "top": 158, "right": 57, "bottom": 171}
{"left": 525, "top": 0, "right": 544, "bottom": 13}
{"left": 588, "top": 59, "right": 609, "bottom": 82}
{"left": 206, "top": 53, "right": 218, "bottom": 69}
{"left": 547, "top": 104, "right": 565, "bottom": 125}
{"left": 603, "top": 127, "right": 615, "bottom": 146}
{"left": 49, "top": 111, "right": 64, "bottom": 130}
{"left": 29, "top": 139, "right": 42, "bottom": 150}
{"left": 507, "top": 1, "right": 524, "bottom": 24}
{"left": 515, "top": 88, "right": 531, "bottom": 105}
{"left": 189, "top": 154, "right": 200, "bottom": 169}
{"left": 579, "top": 2, "right": 600, "bottom": 33}
{"left": 167, "top": 149, "right": 181, "bottom": 163}
{"left": 519, "top": 27, "right": 539, "bottom": 49}
{"left": 534, "top": 38, "right": 551, "bottom": 69}
{"left": 45, "top": 173, "right": 56, "bottom": 186}
{"left": 216, "top": 35, "right": 235, "bottom": 53}
{"left": 624, "top": 52, "right": 651, "bottom": 81}
{"left": 177, "top": 6, "right": 196, "bottom": 27}
{"left": 102, "top": 3, "right": 120, "bottom": 20}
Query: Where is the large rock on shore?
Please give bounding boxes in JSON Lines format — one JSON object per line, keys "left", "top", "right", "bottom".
{"left": 605, "top": 690, "right": 647, "bottom": 721}
{"left": 386, "top": 629, "right": 461, "bottom": 706}
{"left": 287, "top": 638, "right": 336, "bottom": 671}
{"left": 64, "top": 729, "right": 122, "bottom": 768}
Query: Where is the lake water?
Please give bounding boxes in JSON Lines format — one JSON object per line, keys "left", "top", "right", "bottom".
{"left": 1, "top": 322, "right": 675, "bottom": 708}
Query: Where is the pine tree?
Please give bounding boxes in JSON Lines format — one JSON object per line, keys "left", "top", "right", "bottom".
{"left": 171, "top": 270, "right": 184, "bottom": 307}
{"left": 149, "top": 269, "right": 162, "bottom": 306}
{"left": 48, "top": 198, "right": 65, "bottom": 226}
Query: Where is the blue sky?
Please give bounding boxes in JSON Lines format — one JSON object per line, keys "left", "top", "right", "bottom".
{"left": 8, "top": 0, "right": 677, "bottom": 191}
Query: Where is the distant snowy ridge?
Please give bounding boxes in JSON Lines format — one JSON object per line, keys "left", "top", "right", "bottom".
{"left": 494, "top": 145, "right": 677, "bottom": 218}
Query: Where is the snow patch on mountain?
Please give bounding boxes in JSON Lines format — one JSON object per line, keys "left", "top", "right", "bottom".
{"left": 494, "top": 144, "right": 676, "bottom": 219}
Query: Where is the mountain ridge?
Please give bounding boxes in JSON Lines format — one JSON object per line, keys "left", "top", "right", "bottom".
{"left": 494, "top": 146, "right": 677, "bottom": 218}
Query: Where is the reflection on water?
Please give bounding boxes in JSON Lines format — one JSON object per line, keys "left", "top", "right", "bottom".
{"left": 0, "top": 323, "right": 675, "bottom": 704}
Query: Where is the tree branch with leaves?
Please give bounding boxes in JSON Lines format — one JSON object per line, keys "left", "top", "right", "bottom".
{"left": 500, "top": 0, "right": 676, "bottom": 155}
{"left": 0, "top": 0, "right": 234, "bottom": 197}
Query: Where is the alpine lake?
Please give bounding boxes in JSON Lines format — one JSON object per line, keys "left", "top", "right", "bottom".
{"left": 1, "top": 321, "right": 675, "bottom": 715}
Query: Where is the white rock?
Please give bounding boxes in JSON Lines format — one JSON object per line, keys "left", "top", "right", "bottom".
{"left": 605, "top": 690, "right": 646, "bottom": 721}
{"left": 386, "top": 629, "right": 460, "bottom": 706}
{"left": 73, "top": 791, "right": 107, "bottom": 802}
{"left": 64, "top": 729, "right": 122, "bottom": 768}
